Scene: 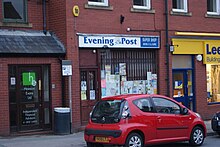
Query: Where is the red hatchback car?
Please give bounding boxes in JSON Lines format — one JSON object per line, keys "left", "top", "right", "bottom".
{"left": 84, "top": 94, "right": 206, "bottom": 147}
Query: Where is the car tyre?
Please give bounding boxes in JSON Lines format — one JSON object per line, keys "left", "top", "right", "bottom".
{"left": 189, "top": 126, "right": 205, "bottom": 146}
{"left": 217, "top": 131, "right": 220, "bottom": 136}
{"left": 125, "top": 133, "right": 143, "bottom": 147}
{"left": 86, "top": 142, "right": 103, "bottom": 147}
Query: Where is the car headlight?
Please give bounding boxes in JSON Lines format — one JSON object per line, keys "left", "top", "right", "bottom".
{"left": 195, "top": 112, "right": 201, "bottom": 118}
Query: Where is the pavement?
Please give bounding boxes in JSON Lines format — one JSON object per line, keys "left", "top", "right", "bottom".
{"left": 0, "top": 120, "right": 216, "bottom": 147}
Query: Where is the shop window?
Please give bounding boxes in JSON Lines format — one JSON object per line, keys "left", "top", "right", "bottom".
{"left": 3, "top": 0, "right": 27, "bottom": 23}
{"left": 207, "top": 0, "right": 220, "bottom": 15}
{"left": 172, "top": 0, "right": 188, "bottom": 13}
{"left": 172, "top": 55, "right": 192, "bottom": 69}
{"left": 207, "top": 64, "right": 220, "bottom": 103}
{"left": 88, "top": 0, "right": 108, "bottom": 6}
{"left": 133, "top": 0, "right": 151, "bottom": 10}
{"left": 100, "top": 50, "right": 157, "bottom": 98}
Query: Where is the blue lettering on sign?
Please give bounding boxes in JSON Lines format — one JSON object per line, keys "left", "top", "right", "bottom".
{"left": 83, "top": 37, "right": 138, "bottom": 46}
{"left": 206, "top": 44, "right": 220, "bottom": 55}
{"left": 84, "top": 37, "right": 114, "bottom": 46}
{"left": 140, "top": 37, "right": 159, "bottom": 48}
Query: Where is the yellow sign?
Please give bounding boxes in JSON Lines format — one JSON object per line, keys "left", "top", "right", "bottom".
{"left": 172, "top": 37, "right": 220, "bottom": 64}
{"left": 203, "top": 41, "right": 220, "bottom": 64}
{"left": 73, "top": 5, "right": 79, "bottom": 17}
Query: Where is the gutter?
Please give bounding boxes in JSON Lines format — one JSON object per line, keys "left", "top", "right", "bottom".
{"left": 43, "top": 0, "right": 47, "bottom": 34}
{"left": 165, "top": 0, "right": 170, "bottom": 96}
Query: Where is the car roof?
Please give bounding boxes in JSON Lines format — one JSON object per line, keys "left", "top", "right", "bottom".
{"left": 101, "top": 94, "right": 169, "bottom": 101}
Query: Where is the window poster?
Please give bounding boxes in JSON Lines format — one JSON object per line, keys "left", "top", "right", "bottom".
{"left": 10, "top": 77, "right": 16, "bottom": 85}
{"left": 106, "top": 75, "right": 120, "bottom": 96}
{"left": 101, "top": 79, "right": 106, "bottom": 88}
{"left": 105, "top": 65, "right": 111, "bottom": 75}
{"left": 119, "top": 63, "right": 126, "bottom": 75}
{"left": 133, "top": 80, "right": 146, "bottom": 94}
{"left": 152, "top": 74, "right": 157, "bottom": 94}
{"left": 175, "top": 81, "right": 183, "bottom": 89}
{"left": 81, "top": 81, "right": 87, "bottom": 91}
{"left": 81, "top": 91, "right": 87, "bottom": 100}
{"left": 121, "top": 76, "right": 127, "bottom": 81}
{"left": 121, "top": 81, "right": 133, "bottom": 94}
{"left": 101, "top": 70, "right": 105, "bottom": 79}
{"left": 90, "top": 90, "right": 95, "bottom": 100}
{"left": 101, "top": 88, "right": 106, "bottom": 98}
{"left": 147, "top": 72, "right": 152, "bottom": 80}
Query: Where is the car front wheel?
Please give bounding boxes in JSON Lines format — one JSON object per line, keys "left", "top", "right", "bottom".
{"left": 125, "top": 133, "right": 143, "bottom": 147}
{"left": 189, "top": 126, "right": 205, "bottom": 146}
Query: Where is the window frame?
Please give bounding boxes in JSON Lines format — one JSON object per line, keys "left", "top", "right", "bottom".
{"left": 172, "top": 0, "right": 188, "bottom": 13}
{"left": 2, "top": 0, "right": 27, "bottom": 23}
{"left": 207, "top": 0, "right": 220, "bottom": 15}
{"left": 133, "top": 0, "right": 151, "bottom": 10}
{"left": 88, "top": 0, "right": 108, "bottom": 7}
{"left": 133, "top": 98, "right": 153, "bottom": 112}
{"left": 152, "top": 97, "right": 181, "bottom": 114}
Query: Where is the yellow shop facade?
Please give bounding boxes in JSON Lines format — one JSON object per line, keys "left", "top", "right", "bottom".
{"left": 171, "top": 32, "right": 220, "bottom": 119}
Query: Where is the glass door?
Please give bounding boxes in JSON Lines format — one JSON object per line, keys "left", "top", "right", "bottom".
{"left": 173, "top": 70, "right": 194, "bottom": 110}
{"left": 18, "top": 67, "right": 42, "bottom": 130}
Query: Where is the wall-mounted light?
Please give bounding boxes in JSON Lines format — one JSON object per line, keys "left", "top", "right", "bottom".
{"left": 196, "top": 54, "right": 203, "bottom": 61}
{"left": 126, "top": 27, "right": 131, "bottom": 32}
{"left": 120, "top": 15, "right": 125, "bottom": 24}
{"left": 169, "top": 44, "right": 178, "bottom": 52}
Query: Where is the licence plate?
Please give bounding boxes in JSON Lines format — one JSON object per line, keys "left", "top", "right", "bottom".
{"left": 218, "top": 121, "right": 220, "bottom": 126}
{"left": 95, "top": 136, "right": 110, "bottom": 143}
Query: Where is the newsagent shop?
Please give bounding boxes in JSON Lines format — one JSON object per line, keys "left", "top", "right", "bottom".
{"left": 171, "top": 32, "right": 220, "bottom": 119}
{"left": 78, "top": 33, "right": 160, "bottom": 125}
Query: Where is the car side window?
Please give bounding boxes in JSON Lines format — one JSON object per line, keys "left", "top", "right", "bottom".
{"left": 133, "top": 98, "right": 153, "bottom": 112}
{"left": 152, "top": 97, "right": 180, "bottom": 114}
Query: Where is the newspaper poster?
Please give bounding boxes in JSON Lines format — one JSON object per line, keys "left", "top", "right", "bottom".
{"left": 133, "top": 80, "right": 146, "bottom": 94}
{"left": 106, "top": 75, "right": 120, "bottom": 96}
{"left": 119, "top": 63, "right": 126, "bottom": 75}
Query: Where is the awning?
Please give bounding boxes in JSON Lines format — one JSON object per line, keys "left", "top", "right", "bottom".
{"left": 0, "top": 30, "right": 66, "bottom": 57}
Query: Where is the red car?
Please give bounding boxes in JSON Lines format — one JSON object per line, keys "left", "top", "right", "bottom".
{"left": 84, "top": 94, "right": 206, "bottom": 147}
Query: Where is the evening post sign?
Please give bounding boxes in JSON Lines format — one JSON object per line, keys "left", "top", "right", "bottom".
{"left": 78, "top": 34, "right": 160, "bottom": 48}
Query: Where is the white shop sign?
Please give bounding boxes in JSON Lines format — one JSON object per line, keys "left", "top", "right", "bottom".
{"left": 78, "top": 34, "right": 160, "bottom": 48}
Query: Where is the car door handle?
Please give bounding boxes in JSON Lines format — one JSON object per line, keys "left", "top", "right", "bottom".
{"left": 157, "top": 116, "right": 162, "bottom": 123}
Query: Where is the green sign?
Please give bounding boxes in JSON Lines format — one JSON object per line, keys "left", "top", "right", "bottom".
{"left": 22, "top": 72, "right": 36, "bottom": 86}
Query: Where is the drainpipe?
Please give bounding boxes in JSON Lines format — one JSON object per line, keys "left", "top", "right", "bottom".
{"left": 165, "top": 0, "right": 170, "bottom": 96}
{"left": 43, "top": 0, "right": 47, "bottom": 34}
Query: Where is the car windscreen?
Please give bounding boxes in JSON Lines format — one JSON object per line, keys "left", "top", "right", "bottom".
{"left": 91, "top": 100, "right": 122, "bottom": 124}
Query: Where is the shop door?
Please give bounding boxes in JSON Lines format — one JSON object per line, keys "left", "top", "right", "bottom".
{"left": 18, "top": 67, "right": 43, "bottom": 131}
{"left": 80, "top": 69, "right": 99, "bottom": 125}
{"left": 173, "top": 70, "right": 194, "bottom": 110}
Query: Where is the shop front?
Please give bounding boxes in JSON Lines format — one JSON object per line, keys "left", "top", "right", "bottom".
{"left": 78, "top": 34, "right": 160, "bottom": 124}
{"left": 171, "top": 32, "right": 220, "bottom": 118}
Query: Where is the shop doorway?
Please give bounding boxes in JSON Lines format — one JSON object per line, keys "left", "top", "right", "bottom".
{"left": 80, "top": 69, "right": 99, "bottom": 126}
{"left": 9, "top": 65, "right": 51, "bottom": 132}
{"left": 172, "top": 70, "right": 194, "bottom": 110}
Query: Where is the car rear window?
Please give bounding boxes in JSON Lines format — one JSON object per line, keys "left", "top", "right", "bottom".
{"left": 91, "top": 100, "right": 122, "bottom": 123}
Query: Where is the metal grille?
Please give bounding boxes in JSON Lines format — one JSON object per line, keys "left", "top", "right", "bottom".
{"left": 100, "top": 49, "right": 157, "bottom": 81}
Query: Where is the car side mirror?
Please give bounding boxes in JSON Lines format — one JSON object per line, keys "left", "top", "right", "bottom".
{"left": 182, "top": 108, "right": 188, "bottom": 115}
